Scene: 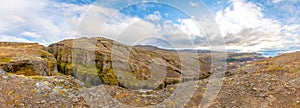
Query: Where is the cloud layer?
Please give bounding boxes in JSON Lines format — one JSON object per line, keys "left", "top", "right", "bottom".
{"left": 215, "top": 0, "right": 300, "bottom": 52}
{"left": 0, "top": 0, "right": 299, "bottom": 56}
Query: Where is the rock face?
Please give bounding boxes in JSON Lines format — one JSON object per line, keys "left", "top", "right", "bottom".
{"left": 0, "top": 68, "right": 6, "bottom": 78}
{"left": 0, "top": 42, "right": 57, "bottom": 76}
{"left": 47, "top": 37, "right": 211, "bottom": 88}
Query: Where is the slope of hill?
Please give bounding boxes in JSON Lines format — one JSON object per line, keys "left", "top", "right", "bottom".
{"left": 85, "top": 51, "right": 299, "bottom": 107}
{"left": 186, "top": 51, "right": 300, "bottom": 107}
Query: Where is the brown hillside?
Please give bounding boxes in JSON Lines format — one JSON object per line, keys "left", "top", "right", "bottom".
{"left": 196, "top": 51, "right": 300, "bottom": 107}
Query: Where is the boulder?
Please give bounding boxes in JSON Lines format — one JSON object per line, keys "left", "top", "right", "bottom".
{"left": 0, "top": 68, "right": 6, "bottom": 77}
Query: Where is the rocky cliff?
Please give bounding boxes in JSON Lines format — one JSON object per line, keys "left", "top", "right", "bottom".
{"left": 47, "top": 37, "right": 211, "bottom": 88}
{"left": 0, "top": 42, "right": 57, "bottom": 76}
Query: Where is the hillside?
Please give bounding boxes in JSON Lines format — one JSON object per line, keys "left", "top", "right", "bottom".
{"left": 199, "top": 51, "right": 300, "bottom": 107}
{"left": 84, "top": 51, "right": 300, "bottom": 107}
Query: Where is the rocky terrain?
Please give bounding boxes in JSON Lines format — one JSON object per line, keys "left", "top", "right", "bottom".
{"left": 1, "top": 37, "right": 299, "bottom": 107}
{"left": 184, "top": 51, "right": 300, "bottom": 107}
{"left": 0, "top": 69, "right": 88, "bottom": 107}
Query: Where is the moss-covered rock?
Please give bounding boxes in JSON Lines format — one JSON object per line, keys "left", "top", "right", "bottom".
{"left": 0, "top": 42, "right": 58, "bottom": 76}
{"left": 98, "top": 69, "right": 119, "bottom": 85}
{"left": 47, "top": 37, "right": 211, "bottom": 89}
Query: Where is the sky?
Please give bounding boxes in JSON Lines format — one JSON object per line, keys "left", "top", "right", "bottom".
{"left": 0, "top": 0, "right": 299, "bottom": 57}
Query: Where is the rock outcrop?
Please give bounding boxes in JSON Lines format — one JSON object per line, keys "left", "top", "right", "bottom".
{"left": 0, "top": 74, "right": 88, "bottom": 107}
{"left": 47, "top": 37, "right": 211, "bottom": 88}
{"left": 0, "top": 42, "right": 57, "bottom": 76}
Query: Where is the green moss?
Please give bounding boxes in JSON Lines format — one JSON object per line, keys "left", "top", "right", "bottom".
{"left": 98, "top": 68, "right": 119, "bottom": 85}
{"left": 30, "top": 76, "right": 44, "bottom": 80}
{"left": 46, "top": 60, "right": 56, "bottom": 75}
{"left": 15, "top": 65, "right": 38, "bottom": 76}
{"left": 66, "top": 63, "right": 73, "bottom": 70}
{"left": 267, "top": 66, "right": 286, "bottom": 73}
{"left": 0, "top": 57, "right": 12, "bottom": 63}
{"left": 292, "top": 102, "right": 300, "bottom": 108}
{"left": 76, "top": 64, "right": 98, "bottom": 75}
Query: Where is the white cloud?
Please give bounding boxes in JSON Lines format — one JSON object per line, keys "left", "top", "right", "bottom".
{"left": 76, "top": 5, "right": 162, "bottom": 46}
{"left": 0, "top": 0, "right": 165, "bottom": 46}
{"left": 0, "top": 0, "right": 89, "bottom": 46}
{"left": 215, "top": 0, "right": 300, "bottom": 52}
{"left": 77, "top": 5, "right": 118, "bottom": 36}
{"left": 145, "top": 11, "right": 161, "bottom": 22}
{"left": 0, "top": 0, "right": 298, "bottom": 54}
{"left": 272, "top": 0, "right": 282, "bottom": 3}
{"left": 5, "top": 15, "right": 26, "bottom": 23}
{"left": 21, "top": 31, "right": 41, "bottom": 38}
{"left": 76, "top": 4, "right": 206, "bottom": 48}
{"left": 177, "top": 18, "right": 204, "bottom": 39}
{"left": 101, "top": 13, "right": 161, "bottom": 45}
{"left": 0, "top": 35, "right": 34, "bottom": 43}
{"left": 188, "top": 1, "right": 199, "bottom": 7}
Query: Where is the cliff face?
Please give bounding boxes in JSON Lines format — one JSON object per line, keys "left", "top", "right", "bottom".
{"left": 0, "top": 42, "right": 57, "bottom": 76}
{"left": 47, "top": 37, "right": 211, "bottom": 88}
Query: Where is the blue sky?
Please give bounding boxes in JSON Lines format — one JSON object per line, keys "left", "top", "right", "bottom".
{"left": 0, "top": 0, "right": 300, "bottom": 57}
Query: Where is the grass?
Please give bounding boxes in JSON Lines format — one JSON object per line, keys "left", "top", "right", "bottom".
{"left": 267, "top": 66, "right": 286, "bottom": 73}
{"left": 0, "top": 57, "right": 12, "bottom": 63}
{"left": 76, "top": 64, "right": 98, "bottom": 75}
{"left": 98, "top": 68, "right": 119, "bottom": 85}
{"left": 30, "top": 76, "right": 44, "bottom": 80}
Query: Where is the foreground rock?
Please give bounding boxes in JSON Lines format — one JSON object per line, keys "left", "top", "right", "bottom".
{"left": 0, "top": 42, "right": 57, "bottom": 76}
{"left": 0, "top": 73, "right": 88, "bottom": 107}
